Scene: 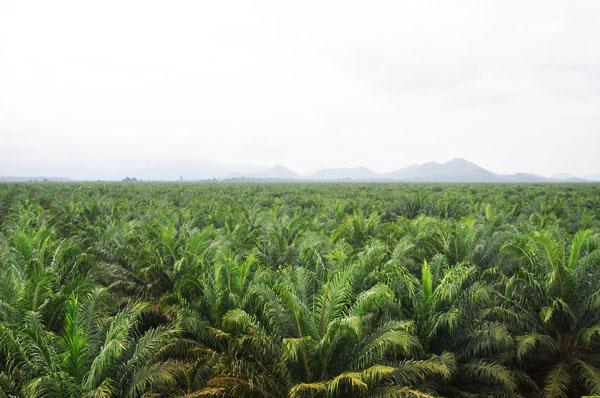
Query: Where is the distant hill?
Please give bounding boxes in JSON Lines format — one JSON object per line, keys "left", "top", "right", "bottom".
{"left": 550, "top": 173, "right": 588, "bottom": 183}
{"left": 384, "top": 158, "right": 500, "bottom": 182}
{"left": 225, "top": 159, "right": 570, "bottom": 183}
{"left": 4, "top": 160, "right": 595, "bottom": 183}
{"left": 552, "top": 173, "right": 575, "bottom": 180}
{"left": 257, "top": 165, "right": 299, "bottom": 179}
{"left": 308, "top": 167, "right": 379, "bottom": 180}
{"left": 499, "top": 173, "right": 549, "bottom": 183}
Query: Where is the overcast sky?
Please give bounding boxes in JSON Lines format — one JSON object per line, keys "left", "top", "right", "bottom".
{"left": 1, "top": 0, "right": 600, "bottom": 179}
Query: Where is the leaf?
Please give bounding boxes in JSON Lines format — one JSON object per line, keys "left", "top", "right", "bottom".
{"left": 542, "top": 362, "right": 571, "bottom": 398}
{"left": 421, "top": 260, "right": 433, "bottom": 300}
{"left": 288, "top": 382, "right": 327, "bottom": 398}
{"left": 459, "top": 361, "right": 517, "bottom": 393}
{"left": 516, "top": 333, "right": 558, "bottom": 360}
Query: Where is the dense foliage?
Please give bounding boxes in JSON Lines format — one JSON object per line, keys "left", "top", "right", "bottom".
{"left": 1, "top": 182, "right": 600, "bottom": 398}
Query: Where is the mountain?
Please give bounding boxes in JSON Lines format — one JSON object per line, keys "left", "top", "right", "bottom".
{"left": 381, "top": 159, "right": 586, "bottom": 183}
{"left": 224, "top": 165, "right": 299, "bottom": 180}
{"left": 384, "top": 158, "right": 500, "bottom": 182}
{"left": 499, "top": 173, "right": 549, "bottom": 183}
{"left": 552, "top": 173, "right": 576, "bottom": 180}
{"left": 257, "top": 165, "right": 299, "bottom": 179}
{"left": 548, "top": 173, "right": 588, "bottom": 183}
{"left": 4, "top": 160, "right": 595, "bottom": 183}
{"left": 308, "top": 167, "right": 379, "bottom": 180}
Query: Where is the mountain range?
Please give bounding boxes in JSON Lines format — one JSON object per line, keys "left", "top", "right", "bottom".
{"left": 222, "top": 159, "right": 594, "bottom": 183}
{"left": 2, "top": 159, "right": 597, "bottom": 182}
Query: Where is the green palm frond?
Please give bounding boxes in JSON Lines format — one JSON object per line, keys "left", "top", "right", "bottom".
{"left": 61, "top": 298, "right": 89, "bottom": 383}
{"left": 515, "top": 333, "right": 558, "bottom": 360}
{"left": 391, "top": 353, "right": 455, "bottom": 386}
{"left": 125, "top": 359, "right": 184, "bottom": 398}
{"left": 433, "top": 264, "right": 475, "bottom": 304}
{"left": 350, "top": 283, "right": 395, "bottom": 317}
{"left": 581, "top": 324, "right": 600, "bottom": 347}
{"left": 283, "top": 336, "right": 312, "bottom": 364}
{"left": 458, "top": 361, "right": 517, "bottom": 394}
{"left": 421, "top": 260, "right": 433, "bottom": 301}
{"left": 462, "top": 321, "right": 512, "bottom": 358}
{"left": 84, "top": 303, "right": 146, "bottom": 391}
{"left": 353, "top": 321, "right": 420, "bottom": 368}
{"left": 573, "top": 360, "right": 600, "bottom": 396}
{"left": 542, "top": 362, "right": 571, "bottom": 398}
{"left": 327, "top": 371, "right": 368, "bottom": 395}
{"left": 288, "top": 381, "right": 327, "bottom": 398}
{"left": 315, "top": 273, "right": 352, "bottom": 335}
{"left": 567, "top": 229, "right": 594, "bottom": 271}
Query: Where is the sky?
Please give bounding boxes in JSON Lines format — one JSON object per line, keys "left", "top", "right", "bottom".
{"left": 1, "top": 0, "right": 600, "bottom": 179}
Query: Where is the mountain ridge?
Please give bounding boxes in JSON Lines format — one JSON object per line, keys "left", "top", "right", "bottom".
{"left": 384, "top": 158, "right": 499, "bottom": 182}
{"left": 3, "top": 159, "right": 596, "bottom": 182}
{"left": 223, "top": 158, "right": 594, "bottom": 183}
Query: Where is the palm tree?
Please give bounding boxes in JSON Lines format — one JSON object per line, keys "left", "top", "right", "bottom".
{"left": 333, "top": 211, "right": 381, "bottom": 248}
{"left": 0, "top": 216, "right": 184, "bottom": 398}
{"left": 0, "top": 289, "right": 183, "bottom": 398}
{"left": 196, "top": 241, "right": 455, "bottom": 397}
{"left": 386, "top": 255, "right": 521, "bottom": 397}
{"left": 502, "top": 229, "right": 600, "bottom": 397}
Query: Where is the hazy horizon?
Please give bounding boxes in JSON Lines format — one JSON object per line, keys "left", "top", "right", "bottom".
{"left": 5, "top": 158, "right": 600, "bottom": 181}
{"left": 2, "top": 1, "right": 600, "bottom": 179}
{"left": 2, "top": 157, "right": 599, "bottom": 181}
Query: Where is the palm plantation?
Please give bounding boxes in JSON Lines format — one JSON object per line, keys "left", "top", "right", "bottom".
{"left": 1, "top": 182, "right": 600, "bottom": 397}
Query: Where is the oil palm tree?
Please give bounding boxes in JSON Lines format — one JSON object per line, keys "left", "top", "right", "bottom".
{"left": 0, "top": 289, "right": 183, "bottom": 398}
{"left": 196, "top": 245, "right": 455, "bottom": 398}
{"left": 386, "top": 255, "right": 521, "bottom": 397}
{"left": 502, "top": 229, "right": 600, "bottom": 397}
